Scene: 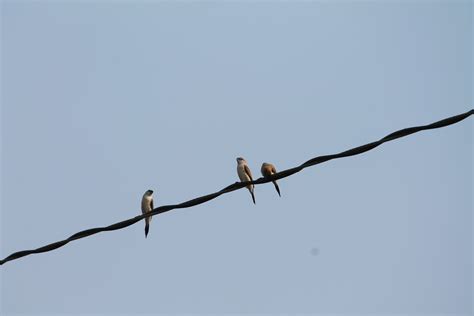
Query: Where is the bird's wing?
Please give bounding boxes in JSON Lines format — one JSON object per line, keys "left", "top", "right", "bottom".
{"left": 150, "top": 198, "right": 154, "bottom": 211}
{"left": 244, "top": 164, "right": 253, "bottom": 181}
{"left": 141, "top": 198, "right": 146, "bottom": 214}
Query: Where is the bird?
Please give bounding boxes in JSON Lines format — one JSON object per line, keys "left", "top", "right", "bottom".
{"left": 141, "top": 189, "right": 154, "bottom": 238}
{"left": 236, "top": 157, "right": 256, "bottom": 204}
{"left": 261, "top": 162, "right": 281, "bottom": 197}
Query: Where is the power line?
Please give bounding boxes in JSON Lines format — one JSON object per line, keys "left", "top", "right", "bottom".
{"left": 1, "top": 109, "right": 472, "bottom": 266}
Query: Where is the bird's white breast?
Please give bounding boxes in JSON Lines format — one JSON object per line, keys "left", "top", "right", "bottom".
{"left": 141, "top": 195, "right": 153, "bottom": 213}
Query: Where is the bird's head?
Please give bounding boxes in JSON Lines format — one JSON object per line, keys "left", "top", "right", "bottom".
{"left": 146, "top": 189, "right": 154, "bottom": 195}
{"left": 236, "top": 157, "right": 245, "bottom": 164}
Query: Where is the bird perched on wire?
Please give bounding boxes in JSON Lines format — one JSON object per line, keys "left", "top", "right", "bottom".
{"left": 261, "top": 162, "right": 281, "bottom": 197}
{"left": 236, "top": 157, "right": 256, "bottom": 204}
{"left": 141, "top": 189, "right": 154, "bottom": 238}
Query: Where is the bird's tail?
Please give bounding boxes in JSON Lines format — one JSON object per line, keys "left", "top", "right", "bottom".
{"left": 272, "top": 181, "right": 281, "bottom": 197}
{"left": 249, "top": 187, "right": 256, "bottom": 204}
{"left": 145, "top": 223, "right": 150, "bottom": 238}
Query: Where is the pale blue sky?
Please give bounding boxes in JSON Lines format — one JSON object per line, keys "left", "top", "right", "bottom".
{"left": 1, "top": 1, "right": 472, "bottom": 315}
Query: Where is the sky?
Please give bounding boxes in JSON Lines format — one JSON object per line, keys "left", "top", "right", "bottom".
{"left": 1, "top": 1, "right": 472, "bottom": 315}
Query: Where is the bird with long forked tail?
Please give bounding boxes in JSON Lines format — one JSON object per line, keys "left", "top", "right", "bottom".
{"left": 236, "top": 157, "right": 256, "bottom": 204}
{"left": 141, "top": 189, "right": 154, "bottom": 238}
{"left": 261, "top": 162, "right": 281, "bottom": 197}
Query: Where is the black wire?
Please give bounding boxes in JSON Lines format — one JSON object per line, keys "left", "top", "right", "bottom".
{"left": 1, "top": 109, "right": 472, "bottom": 266}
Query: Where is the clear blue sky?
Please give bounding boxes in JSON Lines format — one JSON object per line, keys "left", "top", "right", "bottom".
{"left": 1, "top": 1, "right": 472, "bottom": 315}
